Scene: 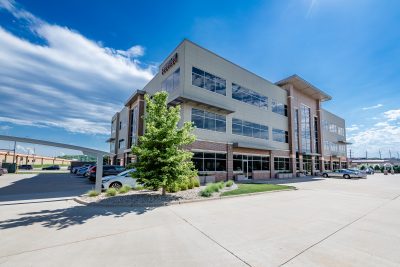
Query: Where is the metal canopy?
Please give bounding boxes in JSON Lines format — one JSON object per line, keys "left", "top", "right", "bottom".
{"left": 0, "top": 135, "right": 109, "bottom": 192}
{"left": 276, "top": 74, "right": 332, "bottom": 102}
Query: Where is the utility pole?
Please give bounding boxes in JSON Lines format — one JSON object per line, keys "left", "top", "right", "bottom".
{"left": 389, "top": 150, "right": 392, "bottom": 159}
{"left": 349, "top": 149, "right": 352, "bottom": 159}
{"left": 379, "top": 150, "right": 382, "bottom": 159}
{"left": 365, "top": 151, "right": 368, "bottom": 159}
{"left": 12, "top": 141, "right": 16, "bottom": 165}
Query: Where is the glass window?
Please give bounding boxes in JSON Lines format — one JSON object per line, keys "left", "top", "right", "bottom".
{"left": 191, "top": 152, "right": 226, "bottom": 172}
{"left": 301, "top": 105, "right": 312, "bottom": 153}
{"left": 272, "top": 128, "right": 288, "bottom": 143}
{"left": 191, "top": 108, "right": 226, "bottom": 132}
{"left": 274, "top": 157, "right": 290, "bottom": 171}
{"left": 191, "top": 67, "right": 226, "bottom": 96}
{"left": 130, "top": 106, "right": 139, "bottom": 146}
{"left": 233, "top": 154, "right": 270, "bottom": 172}
{"left": 161, "top": 68, "right": 180, "bottom": 93}
{"left": 232, "top": 118, "right": 269, "bottom": 140}
{"left": 232, "top": 83, "right": 268, "bottom": 110}
{"left": 271, "top": 99, "right": 288, "bottom": 117}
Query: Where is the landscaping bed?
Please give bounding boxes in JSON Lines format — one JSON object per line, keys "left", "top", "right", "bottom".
{"left": 78, "top": 182, "right": 294, "bottom": 207}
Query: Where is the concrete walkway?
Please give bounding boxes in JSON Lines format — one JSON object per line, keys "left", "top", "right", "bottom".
{"left": 0, "top": 174, "right": 399, "bottom": 266}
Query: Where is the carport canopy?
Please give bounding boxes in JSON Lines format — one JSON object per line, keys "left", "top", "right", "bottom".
{"left": 0, "top": 135, "right": 109, "bottom": 192}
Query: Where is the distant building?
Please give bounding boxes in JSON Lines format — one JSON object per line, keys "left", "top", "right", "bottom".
{"left": 0, "top": 150, "right": 72, "bottom": 166}
{"left": 108, "top": 39, "right": 349, "bottom": 180}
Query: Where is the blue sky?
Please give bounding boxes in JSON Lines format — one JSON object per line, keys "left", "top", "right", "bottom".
{"left": 0, "top": 0, "right": 399, "bottom": 158}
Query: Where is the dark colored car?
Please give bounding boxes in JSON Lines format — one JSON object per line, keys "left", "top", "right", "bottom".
{"left": 19, "top": 165, "right": 33, "bottom": 170}
{"left": 88, "top": 165, "right": 126, "bottom": 182}
{"left": 0, "top": 168, "right": 8, "bottom": 176}
{"left": 42, "top": 165, "right": 60, "bottom": 170}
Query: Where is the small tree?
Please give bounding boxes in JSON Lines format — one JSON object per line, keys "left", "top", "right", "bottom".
{"left": 132, "top": 91, "right": 197, "bottom": 195}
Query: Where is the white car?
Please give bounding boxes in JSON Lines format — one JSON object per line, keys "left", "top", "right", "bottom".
{"left": 101, "top": 169, "right": 137, "bottom": 190}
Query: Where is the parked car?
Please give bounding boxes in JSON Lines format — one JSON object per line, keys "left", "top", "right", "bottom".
{"left": 101, "top": 169, "right": 137, "bottom": 190}
{"left": 322, "top": 169, "right": 367, "bottom": 179}
{"left": 0, "top": 167, "right": 8, "bottom": 176}
{"left": 19, "top": 164, "right": 33, "bottom": 170}
{"left": 365, "top": 168, "right": 375, "bottom": 175}
{"left": 76, "top": 166, "right": 92, "bottom": 176}
{"left": 72, "top": 164, "right": 92, "bottom": 174}
{"left": 42, "top": 165, "right": 60, "bottom": 170}
{"left": 88, "top": 165, "right": 126, "bottom": 182}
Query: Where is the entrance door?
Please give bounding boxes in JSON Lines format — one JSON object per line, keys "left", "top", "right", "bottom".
{"left": 243, "top": 159, "right": 252, "bottom": 179}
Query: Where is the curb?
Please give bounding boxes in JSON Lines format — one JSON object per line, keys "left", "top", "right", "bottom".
{"left": 73, "top": 187, "right": 297, "bottom": 208}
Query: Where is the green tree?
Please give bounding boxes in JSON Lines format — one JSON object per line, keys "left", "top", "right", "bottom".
{"left": 132, "top": 91, "right": 197, "bottom": 195}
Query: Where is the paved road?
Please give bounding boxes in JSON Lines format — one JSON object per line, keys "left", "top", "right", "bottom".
{"left": 0, "top": 174, "right": 399, "bottom": 266}
{"left": 0, "top": 173, "right": 93, "bottom": 202}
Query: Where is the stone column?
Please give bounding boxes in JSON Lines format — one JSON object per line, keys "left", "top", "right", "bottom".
{"left": 311, "top": 156, "right": 316, "bottom": 175}
{"left": 270, "top": 151, "right": 275, "bottom": 178}
{"left": 227, "top": 144, "right": 233, "bottom": 181}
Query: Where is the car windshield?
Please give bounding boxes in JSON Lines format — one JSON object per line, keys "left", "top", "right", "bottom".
{"left": 117, "top": 169, "right": 135, "bottom": 176}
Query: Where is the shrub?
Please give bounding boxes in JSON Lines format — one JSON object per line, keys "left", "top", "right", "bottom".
{"left": 134, "top": 185, "right": 144, "bottom": 190}
{"left": 200, "top": 182, "right": 222, "bottom": 197}
{"left": 200, "top": 188, "right": 213, "bottom": 197}
{"left": 106, "top": 188, "right": 117, "bottom": 197}
{"left": 87, "top": 190, "right": 100, "bottom": 197}
{"left": 180, "top": 181, "right": 188, "bottom": 191}
{"left": 193, "top": 178, "right": 200, "bottom": 187}
{"left": 166, "top": 182, "right": 180, "bottom": 193}
{"left": 187, "top": 177, "right": 194, "bottom": 189}
{"left": 225, "top": 180, "right": 234, "bottom": 187}
{"left": 118, "top": 185, "right": 131, "bottom": 194}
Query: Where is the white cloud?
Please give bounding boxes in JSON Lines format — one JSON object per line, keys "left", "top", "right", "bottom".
{"left": 361, "top": 104, "right": 383, "bottom": 110}
{"left": 0, "top": 125, "right": 12, "bottom": 131}
{"left": 348, "top": 109, "right": 400, "bottom": 157}
{"left": 16, "top": 144, "right": 34, "bottom": 154}
{"left": 346, "top": 125, "right": 359, "bottom": 132}
{"left": 0, "top": 0, "right": 154, "bottom": 135}
{"left": 383, "top": 109, "right": 400, "bottom": 121}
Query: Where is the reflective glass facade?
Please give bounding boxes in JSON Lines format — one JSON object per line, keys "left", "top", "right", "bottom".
{"left": 300, "top": 104, "right": 312, "bottom": 153}
{"left": 272, "top": 128, "right": 288, "bottom": 143}
{"left": 232, "top": 118, "right": 268, "bottom": 140}
{"left": 192, "top": 67, "right": 226, "bottom": 95}
{"left": 232, "top": 83, "right": 268, "bottom": 110}
{"left": 191, "top": 108, "right": 226, "bottom": 132}
{"left": 192, "top": 152, "right": 226, "bottom": 172}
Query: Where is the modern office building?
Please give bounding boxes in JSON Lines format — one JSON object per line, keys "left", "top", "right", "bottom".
{"left": 108, "top": 39, "right": 348, "bottom": 180}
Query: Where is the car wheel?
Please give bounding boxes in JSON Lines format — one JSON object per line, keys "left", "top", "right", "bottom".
{"left": 322, "top": 173, "right": 328, "bottom": 178}
{"left": 343, "top": 174, "right": 350, "bottom": 179}
{"left": 110, "top": 182, "right": 122, "bottom": 189}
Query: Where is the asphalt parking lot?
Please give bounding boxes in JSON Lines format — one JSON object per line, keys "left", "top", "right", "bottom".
{"left": 0, "top": 173, "right": 399, "bottom": 266}
{"left": 0, "top": 173, "right": 93, "bottom": 203}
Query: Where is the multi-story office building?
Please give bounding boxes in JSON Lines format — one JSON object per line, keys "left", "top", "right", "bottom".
{"left": 108, "top": 39, "right": 348, "bottom": 180}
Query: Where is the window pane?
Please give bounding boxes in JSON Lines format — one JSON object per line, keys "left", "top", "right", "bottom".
{"left": 215, "top": 119, "right": 226, "bottom": 132}
{"left": 204, "top": 117, "right": 216, "bottom": 130}
{"left": 216, "top": 153, "right": 226, "bottom": 159}
{"left": 192, "top": 158, "right": 203, "bottom": 171}
{"left": 204, "top": 159, "right": 215, "bottom": 171}
{"left": 203, "top": 153, "right": 215, "bottom": 159}
{"left": 233, "top": 160, "right": 242, "bottom": 171}
{"left": 192, "top": 67, "right": 204, "bottom": 76}
{"left": 204, "top": 78, "right": 215, "bottom": 92}
{"left": 192, "top": 73, "right": 204, "bottom": 88}
{"left": 192, "top": 108, "right": 204, "bottom": 117}
{"left": 192, "top": 115, "right": 203, "bottom": 129}
{"left": 215, "top": 82, "right": 226, "bottom": 95}
{"left": 253, "top": 160, "right": 261, "bottom": 171}
{"left": 243, "top": 126, "right": 252, "bottom": 137}
{"left": 216, "top": 160, "right": 226, "bottom": 171}
{"left": 232, "top": 123, "right": 242, "bottom": 135}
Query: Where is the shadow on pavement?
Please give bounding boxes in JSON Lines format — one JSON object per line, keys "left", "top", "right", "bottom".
{"left": 0, "top": 202, "right": 160, "bottom": 230}
{"left": 0, "top": 173, "right": 93, "bottom": 202}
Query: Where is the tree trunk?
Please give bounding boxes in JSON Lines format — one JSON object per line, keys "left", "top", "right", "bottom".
{"left": 162, "top": 187, "right": 166, "bottom": 195}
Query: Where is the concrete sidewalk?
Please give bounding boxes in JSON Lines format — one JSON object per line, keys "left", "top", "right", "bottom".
{"left": 0, "top": 174, "right": 399, "bottom": 266}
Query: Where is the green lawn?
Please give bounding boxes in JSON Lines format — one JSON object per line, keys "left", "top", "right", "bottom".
{"left": 221, "top": 183, "right": 294, "bottom": 196}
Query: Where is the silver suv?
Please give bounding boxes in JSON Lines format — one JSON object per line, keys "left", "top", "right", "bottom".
{"left": 322, "top": 169, "right": 367, "bottom": 179}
